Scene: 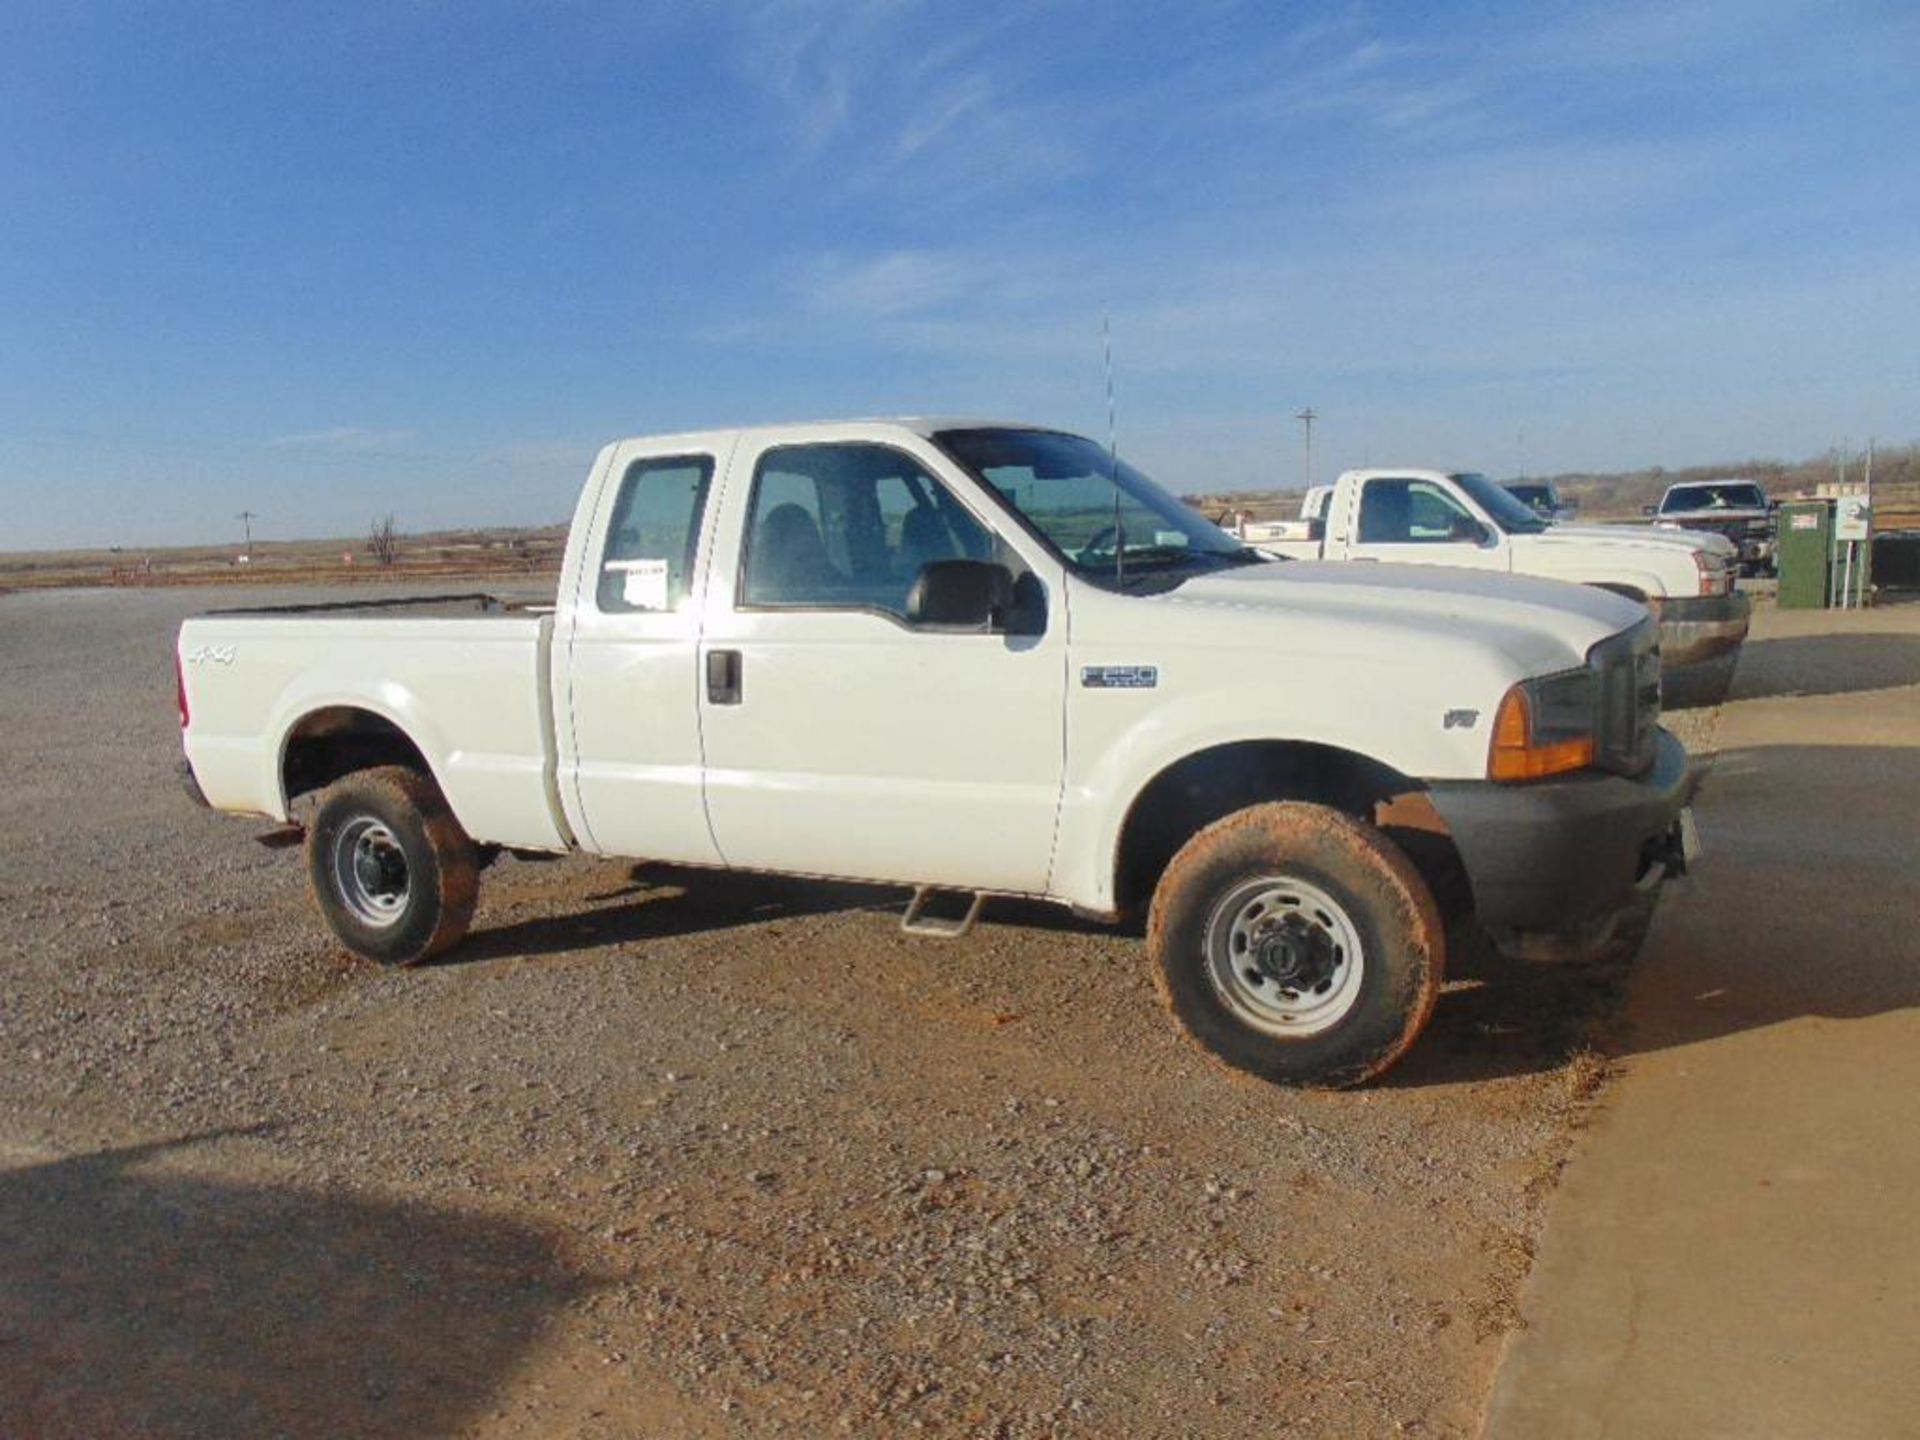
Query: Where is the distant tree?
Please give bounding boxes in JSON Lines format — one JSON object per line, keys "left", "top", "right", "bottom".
{"left": 368, "top": 515, "right": 399, "bottom": 566}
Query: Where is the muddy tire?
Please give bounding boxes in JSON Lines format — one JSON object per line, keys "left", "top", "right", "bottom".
{"left": 307, "top": 766, "right": 479, "bottom": 966}
{"left": 1147, "top": 802, "right": 1444, "bottom": 1088}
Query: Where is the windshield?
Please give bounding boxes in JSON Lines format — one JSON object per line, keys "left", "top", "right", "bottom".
{"left": 1452, "top": 472, "right": 1549, "bottom": 533}
{"left": 935, "top": 428, "right": 1261, "bottom": 590}
{"left": 1662, "top": 483, "right": 1767, "bottom": 512}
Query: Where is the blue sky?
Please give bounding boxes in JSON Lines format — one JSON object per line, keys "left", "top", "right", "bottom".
{"left": 2, "top": 0, "right": 1916, "bottom": 549}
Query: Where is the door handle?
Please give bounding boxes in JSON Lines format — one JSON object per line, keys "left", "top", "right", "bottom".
{"left": 706, "top": 649, "right": 742, "bottom": 705}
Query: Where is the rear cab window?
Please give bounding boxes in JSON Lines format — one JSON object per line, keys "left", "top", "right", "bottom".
{"left": 597, "top": 455, "right": 715, "bottom": 613}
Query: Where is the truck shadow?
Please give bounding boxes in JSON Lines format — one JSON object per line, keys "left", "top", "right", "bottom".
{"left": 1596, "top": 741, "right": 1920, "bottom": 1061}
{"left": 0, "top": 1132, "right": 597, "bottom": 1439}
{"left": 1394, "top": 740, "right": 1920, "bottom": 1087}
{"left": 451, "top": 863, "right": 894, "bottom": 965}
{"left": 1379, "top": 922, "right": 1647, "bottom": 1090}
{"left": 1726, "top": 632, "right": 1920, "bottom": 700}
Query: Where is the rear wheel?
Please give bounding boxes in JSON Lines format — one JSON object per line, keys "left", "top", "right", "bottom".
{"left": 1148, "top": 802, "right": 1444, "bottom": 1088}
{"left": 307, "top": 766, "right": 478, "bottom": 966}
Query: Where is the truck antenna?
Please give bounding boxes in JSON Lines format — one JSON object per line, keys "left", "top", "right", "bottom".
{"left": 1104, "top": 310, "right": 1124, "bottom": 587}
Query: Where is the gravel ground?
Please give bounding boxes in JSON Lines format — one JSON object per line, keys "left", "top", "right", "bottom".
{"left": 0, "top": 584, "right": 1708, "bottom": 1439}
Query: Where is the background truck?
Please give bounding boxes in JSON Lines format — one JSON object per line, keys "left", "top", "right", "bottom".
{"left": 1254, "top": 468, "right": 1751, "bottom": 692}
{"left": 1503, "top": 478, "right": 1576, "bottom": 522}
{"left": 1645, "top": 478, "right": 1776, "bottom": 576}
{"left": 178, "top": 420, "right": 1696, "bottom": 1087}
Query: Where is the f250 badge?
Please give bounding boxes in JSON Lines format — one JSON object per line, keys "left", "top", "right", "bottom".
{"left": 184, "top": 645, "right": 236, "bottom": 665}
{"left": 1443, "top": 708, "right": 1479, "bottom": 730}
{"left": 1082, "top": 665, "right": 1158, "bottom": 689}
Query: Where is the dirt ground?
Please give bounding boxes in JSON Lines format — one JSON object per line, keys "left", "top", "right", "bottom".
{"left": 0, "top": 583, "right": 1692, "bottom": 1439}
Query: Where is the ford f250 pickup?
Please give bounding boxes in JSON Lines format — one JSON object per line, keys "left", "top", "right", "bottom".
{"left": 178, "top": 421, "right": 1698, "bottom": 1086}
{"left": 1248, "top": 468, "right": 1751, "bottom": 693}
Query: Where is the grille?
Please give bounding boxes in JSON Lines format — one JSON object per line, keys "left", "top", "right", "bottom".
{"left": 1590, "top": 616, "right": 1661, "bottom": 775}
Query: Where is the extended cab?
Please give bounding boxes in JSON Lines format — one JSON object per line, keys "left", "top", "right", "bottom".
{"left": 1645, "top": 478, "right": 1776, "bottom": 576}
{"left": 179, "top": 422, "right": 1699, "bottom": 1086}
{"left": 1255, "top": 468, "right": 1751, "bottom": 688}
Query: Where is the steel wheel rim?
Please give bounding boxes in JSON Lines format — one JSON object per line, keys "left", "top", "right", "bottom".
{"left": 1202, "top": 874, "right": 1365, "bottom": 1037}
{"left": 331, "top": 816, "right": 410, "bottom": 928}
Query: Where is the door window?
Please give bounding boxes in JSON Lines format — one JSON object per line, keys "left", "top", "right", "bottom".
{"left": 741, "top": 443, "right": 996, "bottom": 617}
{"left": 597, "top": 455, "right": 715, "bottom": 612}
{"left": 1357, "top": 478, "right": 1478, "bottom": 544}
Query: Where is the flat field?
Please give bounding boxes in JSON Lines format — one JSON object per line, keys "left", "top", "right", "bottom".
{"left": 0, "top": 583, "right": 1682, "bottom": 1438}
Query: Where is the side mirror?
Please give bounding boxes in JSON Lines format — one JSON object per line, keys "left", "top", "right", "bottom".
{"left": 1641, "top": 504, "right": 1657, "bottom": 517}
{"left": 907, "top": 559, "right": 1015, "bottom": 630}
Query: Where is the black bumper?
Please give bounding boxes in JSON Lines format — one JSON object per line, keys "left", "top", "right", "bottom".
{"left": 1656, "top": 591, "right": 1751, "bottom": 670}
{"left": 1425, "top": 730, "right": 1696, "bottom": 931}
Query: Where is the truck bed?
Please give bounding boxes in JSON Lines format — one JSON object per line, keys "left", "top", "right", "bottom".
{"left": 179, "top": 600, "right": 568, "bottom": 851}
{"left": 201, "top": 590, "right": 554, "bottom": 619}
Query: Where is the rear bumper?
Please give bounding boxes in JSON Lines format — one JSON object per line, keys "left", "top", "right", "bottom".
{"left": 1426, "top": 729, "right": 1696, "bottom": 931}
{"left": 178, "top": 757, "right": 210, "bottom": 808}
{"left": 1655, "top": 591, "right": 1752, "bottom": 670}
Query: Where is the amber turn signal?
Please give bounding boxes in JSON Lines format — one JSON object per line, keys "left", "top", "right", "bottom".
{"left": 1488, "top": 685, "right": 1594, "bottom": 781}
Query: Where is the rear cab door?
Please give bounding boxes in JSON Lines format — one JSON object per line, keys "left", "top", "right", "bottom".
{"left": 556, "top": 433, "right": 736, "bottom": 862}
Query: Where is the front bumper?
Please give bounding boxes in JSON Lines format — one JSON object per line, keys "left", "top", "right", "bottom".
{"left": 1426, "top": 729, "right": 1696, "bottom": 931}
{"left": 1654, "top": 590, "right": 1752, "bottom": 670}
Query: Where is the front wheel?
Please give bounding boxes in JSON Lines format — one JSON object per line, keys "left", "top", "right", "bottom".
{"left": 1147, "top": 802, "right": 1444, "bottom": 1088}
{"left": 307, "top": 766, "right": 479, "bottom": 966}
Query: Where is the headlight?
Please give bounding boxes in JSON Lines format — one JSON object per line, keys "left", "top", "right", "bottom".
{"left": 1489, "top": 669, "right": 1596, "bottom": 781}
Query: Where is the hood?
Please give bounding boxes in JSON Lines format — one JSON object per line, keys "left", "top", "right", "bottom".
{"left": 1160, "top": 560, "right": 1643, "bottom": 676}
{"left": 1532, "top": 522, "right": 1738, "bottom": 558}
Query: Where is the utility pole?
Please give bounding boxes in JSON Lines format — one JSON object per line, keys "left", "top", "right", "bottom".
{"left": 1296, "top": 407, "right": 1317, "bottom": 489}
{"left": 237, "top": 510, "right": 258, "bottom": 560}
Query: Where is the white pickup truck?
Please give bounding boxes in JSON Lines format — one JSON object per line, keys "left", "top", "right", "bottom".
{"left": 179, "top": 420, "right": 1697, "bottom": 1086}
{"left": 1248, "top": 468, "right": 1751, "bottom": 688}
{"left": 1645, "top": 478, "right": 1776, "bottom": 577}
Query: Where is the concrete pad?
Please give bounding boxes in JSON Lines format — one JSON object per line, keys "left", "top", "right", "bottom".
{"left": 1481, "top": 603, "right": 1920, "bottom": 1440}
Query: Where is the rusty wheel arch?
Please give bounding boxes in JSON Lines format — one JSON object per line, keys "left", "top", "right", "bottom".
{"left": 280, "top": 706, "right": 434, "bottom": 812}
{"left": 1111, "top": 739, "right": 1473, "bottom": 934}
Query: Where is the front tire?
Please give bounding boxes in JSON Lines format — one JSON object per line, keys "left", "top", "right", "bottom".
{"left": 307, "top": 766, "right": 478, "bottom": 966}
{"left": 1147, "top": 802, "right": 1444, "bottom": 1088}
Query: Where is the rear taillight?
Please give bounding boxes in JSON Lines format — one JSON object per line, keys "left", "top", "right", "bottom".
{"left": 175, "top": 653, "right": 189, "bottom": 729}
{"left": 1691, "top": 549, "right": 1725, "bottom": 596}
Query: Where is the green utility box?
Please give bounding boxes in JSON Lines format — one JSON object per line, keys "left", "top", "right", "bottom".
{"left": 1776, "top": 500, "right": 1832, "bottom": 609}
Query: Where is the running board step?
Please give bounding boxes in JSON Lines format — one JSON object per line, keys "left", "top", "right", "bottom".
{"left": 900, "top": 887, "right": 987, "bottom": 938}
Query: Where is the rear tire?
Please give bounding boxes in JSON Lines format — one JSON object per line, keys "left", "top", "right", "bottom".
{"left": 1147, "top": 802, "right": 1444, "bottom": 1088}
{"left": 307, "top": 766, "right": 478, "bottom": 966}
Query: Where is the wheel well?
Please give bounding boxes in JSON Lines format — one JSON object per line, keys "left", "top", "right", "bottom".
{"left": 1113, "top": 741, "right": 1473, "bottom": 929}
{"left": 281, "top": 707, "right": 431, "bottom": 807}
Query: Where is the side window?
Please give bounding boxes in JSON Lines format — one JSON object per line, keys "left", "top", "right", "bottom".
{"left": 742, "top": 442, "right": 1001, "bottom": 617}
{"left": 1358, "top": 479, "right": 1474, "bottom": 544}
{"left": 876, "top": 473, "right": 992, "bottom": 579}
{"left": 597, "top": 455, "right": 713, "bottom": 612}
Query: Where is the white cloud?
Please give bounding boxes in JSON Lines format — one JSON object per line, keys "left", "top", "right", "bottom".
{"left": 803, "top": 249, "right": 975, "bottom": 317}
{"left": 265, "top": 426, "right": 415, "bottom": 452}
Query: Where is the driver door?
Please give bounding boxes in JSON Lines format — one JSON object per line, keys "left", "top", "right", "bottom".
{"left": 1344, "top": 477, "right": 1510, "bottom": 571}
{"left": 695, "top": 434, "right": 1069, "bottom": 894}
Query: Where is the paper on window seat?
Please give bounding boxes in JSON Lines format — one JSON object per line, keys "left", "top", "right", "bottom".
{"left": 604, "top": 557, "right": 670, "bottom": 610}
